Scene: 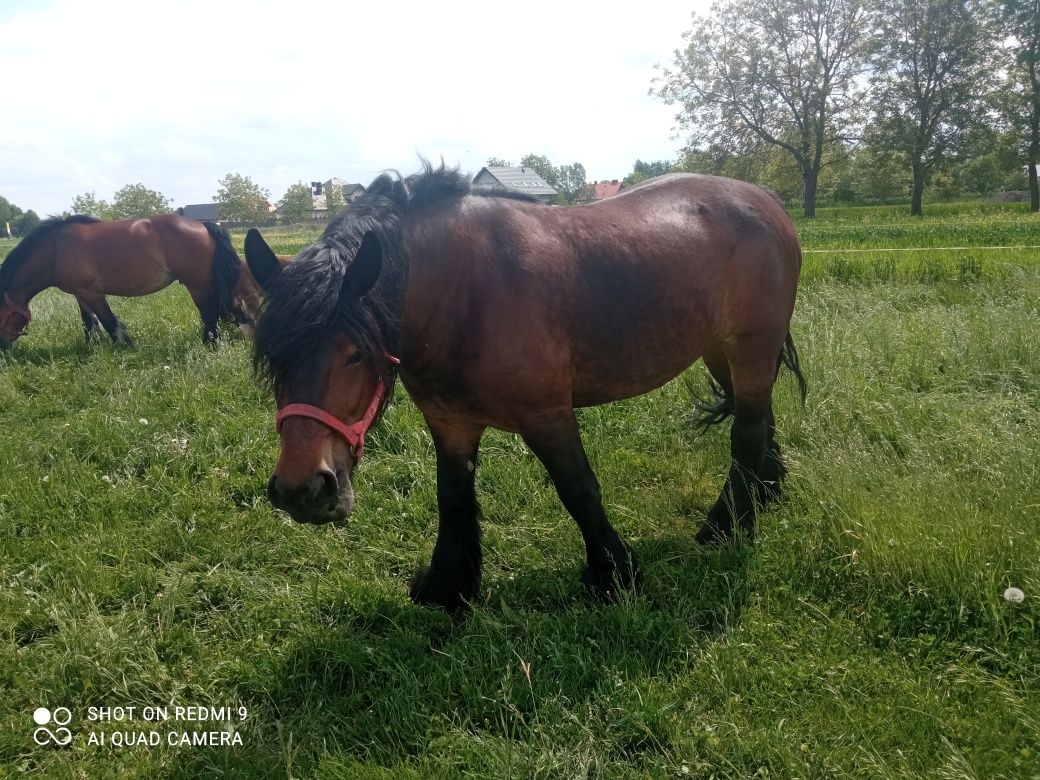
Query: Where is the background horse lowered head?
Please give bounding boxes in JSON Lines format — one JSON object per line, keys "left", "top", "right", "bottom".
{"left": 0, "top": 214, "right": 262, "bottom": 348}
{"left": 245, "top": 163, "right": 806, "bottom": 613}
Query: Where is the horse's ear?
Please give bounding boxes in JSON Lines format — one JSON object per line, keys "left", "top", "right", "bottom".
{"left": 244, "top": 228, "right": 282, "bottom": 291}
{"left": 341, "top": 232, "right": 382, "bottom": 298}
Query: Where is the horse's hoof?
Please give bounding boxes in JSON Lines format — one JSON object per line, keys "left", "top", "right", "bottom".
{"left": 581, "top": 549, "right": 641, "bottom": 602}
{"left": 696, "top": 507, "right": 754, "bottom": 545}
{"left": 695, "top": 522, "right": 731, "bottom": 545}
{"left": 409, "top": 565, "right": 479, "bottom": 615}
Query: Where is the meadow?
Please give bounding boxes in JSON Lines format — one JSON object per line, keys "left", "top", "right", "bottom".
{"left": 1, "top": 202, "right": 1038, "bottom": 778}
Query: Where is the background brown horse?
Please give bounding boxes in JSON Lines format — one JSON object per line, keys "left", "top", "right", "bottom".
{"left": 245, "top": 164, "right": 806, "bottom": 613}
{"left": 0, "top": 214, "right": 262, "bottom": 348}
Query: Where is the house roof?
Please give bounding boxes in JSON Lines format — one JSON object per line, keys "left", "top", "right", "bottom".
{"left": 474, "top": 166, "right": 557, "bottom": 196}
{"left": 177, "top": 203, "right": 221, "bottom": 221}
{"left": 591, "top": 180, "right": 623, "bottom": 200}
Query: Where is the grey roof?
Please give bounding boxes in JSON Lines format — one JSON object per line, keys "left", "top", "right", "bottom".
{"left": 177, "top": 203, "right": 221, "bottom": 221}
{"left": 474, "top": 166, "right": 557, "bottom": 196}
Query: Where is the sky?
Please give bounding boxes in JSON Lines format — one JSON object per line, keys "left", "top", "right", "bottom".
{"left": 0, "top": 1, "right": 710, "bottom": 217}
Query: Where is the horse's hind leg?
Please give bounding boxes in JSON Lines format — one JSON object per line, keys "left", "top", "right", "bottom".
{"left": 76, "top": 298, "right": 103, "bottom": 344}
{"left": 78, "top": 292, "right": 133, "bottom": 347}
{"left": 410, "top": 417, "right": 486, "bottom": 614}
{"left": 696, "top": 340, "right": 781, "bottom": 544}
{"left": 522, "top": 412, "right": 639, "bottom": 600}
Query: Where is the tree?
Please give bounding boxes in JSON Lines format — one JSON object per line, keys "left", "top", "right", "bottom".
{"left": 622, "top": 159, "right": 675, "bottom": 187}
{"left": 1002, "top": 0, "right": 1040, "bottom": 211}
{"left": 279, "top": 181, "right": 315, "bottom": 223}
{"left": 486, "top": 157, "right": 513, "bottom": 167}
{"left": 109, "top": 184, "right": 172, "bottom": 219}
{"left": 519, "top": 154, "right": 560, "bottom": 190}
{"left": 0, "top": 197, "right": 40, "bottom": 237}
{"left": 215, "top": 173, "right": 271, "bottom": 223}
{"left": 554, "top": 162, "right": 587, "bottom": 204}
{"left": 871, "top": 0, "right": 992, "bottom": 215}
{"left": 324, "top": 182, "right": 346, "bottom": 216}
{"left": 71, "top": 191, "right": 110, "bottom": 219}
{"left": 13, "top": 210, "right": 40, "bottom": 236}
{"left": 654, "top": 0, "right": 872, "bottom": 217}
{"left": 518, "top": 154, "right": 587, "bottom": 204}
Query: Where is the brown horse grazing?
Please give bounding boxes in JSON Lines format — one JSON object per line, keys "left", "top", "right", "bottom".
{"left": 245, "top": 164, "right": 806, "bottom": 613}
{"left": 0, "top": 214, "right": 262, "bottom": 348}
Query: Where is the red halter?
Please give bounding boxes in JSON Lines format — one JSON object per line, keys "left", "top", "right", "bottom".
{"left": 275, "top": 354, "right": 400, "bottom": 460}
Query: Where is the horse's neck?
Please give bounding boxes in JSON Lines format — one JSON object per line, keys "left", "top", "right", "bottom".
{"left": 9, "top": 242, "right": 56, "bottom": 302}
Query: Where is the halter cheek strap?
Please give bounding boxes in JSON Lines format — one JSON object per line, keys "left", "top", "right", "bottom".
{"left": 274, "top": 354, "right": 400, "bottom": 461}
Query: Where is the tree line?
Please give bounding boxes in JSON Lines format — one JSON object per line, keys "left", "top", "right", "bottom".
{"left": 654, "top": 0, "right": 1040, "bottom": 216}
{"left": 0, "top": 197, "right": 41, "bottom": 238}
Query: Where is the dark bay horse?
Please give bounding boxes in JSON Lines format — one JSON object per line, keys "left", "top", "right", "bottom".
{"left": 245, "top": 165, "right": 806, "bottom": 612}
{"left": 0, "top": 214, "right": 262, "bottom": 348}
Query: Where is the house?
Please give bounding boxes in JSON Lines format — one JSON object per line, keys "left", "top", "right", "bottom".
{"left": 472, "top": 166, "right": 558, "bottom": 203}
{"left": 177, "top": 203, "right": 222, "bottom": 221}
{"left": 324, "top": 178, "right": 366, "bottom": 203}
{"left": 578, "top": 179, "right": 623, "bottom": 204}
{"left": 286, "top": 179, "right": 369, "bottom": 218}
{"left": 177, "top": 201, "right": 277, "bottom": 223}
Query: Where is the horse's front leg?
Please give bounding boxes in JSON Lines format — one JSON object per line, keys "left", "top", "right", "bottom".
{"left": 522, "top": 411, "right": 640, "bottom": 601}
{"left": 410, "top": 418, "right": 486, "bottom": 614}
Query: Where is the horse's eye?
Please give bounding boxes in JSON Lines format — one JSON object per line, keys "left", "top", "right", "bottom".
{"left": 345, "top": 352, "right": 364, "bottom": 366}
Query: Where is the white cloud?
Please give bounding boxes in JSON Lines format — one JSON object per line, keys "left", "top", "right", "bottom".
{"left": 0, "top": 0, "right": 706, "bottom": 215}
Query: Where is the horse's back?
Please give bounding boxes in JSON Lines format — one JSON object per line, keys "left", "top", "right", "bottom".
{"left": 55, "top": 214, "right": 213, "bottom": 296}
{"left": 403, "top": 174, "right": 802, "bottom": 421}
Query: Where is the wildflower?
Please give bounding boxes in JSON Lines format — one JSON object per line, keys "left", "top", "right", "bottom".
{"left": 1003, "top": 587, "right": 1025, "bottom": 604}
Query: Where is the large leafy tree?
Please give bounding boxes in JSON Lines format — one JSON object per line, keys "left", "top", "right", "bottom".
{"left": 655, "top": 0, "right": 872, "bottom": 217}
{"left": 870, "top": 0, "right": 993, "bottom": 215}
{"left": 109, "top": 184, "right": 172, "bottom": 219}
{"left": 71, "top": 185, "right": 171, "bottom": 220}
{"left": 279, "top": 182, "right": 315, "bottom": 223}
{"left": 71, "top": 191, "right": 110, "bottom": 219}
{"left": 215, "top": 174, "right": 271, "bottom": 223}
{"left": 1002, "top": 0, "right": 1040, "bottom": 211}
{"left": 622, "top": 159, "right": 675, "bottom": 187}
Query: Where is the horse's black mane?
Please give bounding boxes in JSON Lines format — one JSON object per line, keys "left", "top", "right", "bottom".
{"left": 254, "top": 162, "right": 538, "bottom": 422}
{"left": 0, "top": 215, "right": 100, "bottom": 296}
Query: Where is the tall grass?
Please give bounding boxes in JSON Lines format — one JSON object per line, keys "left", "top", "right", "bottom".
{"left": 0, "top": 205, "right": 1037, "bottom": 777}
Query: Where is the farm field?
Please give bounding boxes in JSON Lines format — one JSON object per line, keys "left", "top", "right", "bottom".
{"left": 1, "top": 202, "right": 1039, "bottom": 778}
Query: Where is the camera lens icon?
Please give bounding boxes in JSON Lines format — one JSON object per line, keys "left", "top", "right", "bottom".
{"left": 33, "top": 707, "right": 72, "bottom": 746}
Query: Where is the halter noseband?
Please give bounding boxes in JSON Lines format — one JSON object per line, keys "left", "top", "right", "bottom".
{"left": 274, "top": 354, "right": 400, "bottom": 460}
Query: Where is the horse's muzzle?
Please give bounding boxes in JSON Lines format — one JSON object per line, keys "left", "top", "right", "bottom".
{"left": 267, "top": 469, "right": 353, "bottom": 525}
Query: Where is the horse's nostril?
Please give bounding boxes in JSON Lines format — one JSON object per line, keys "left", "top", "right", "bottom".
{"left": 314, "top": 469, "right": 338, "bottom": 503}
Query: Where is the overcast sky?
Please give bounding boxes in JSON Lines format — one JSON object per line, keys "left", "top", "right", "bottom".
{"left": 0, "top": 1, "right": 709, "bottom": 217}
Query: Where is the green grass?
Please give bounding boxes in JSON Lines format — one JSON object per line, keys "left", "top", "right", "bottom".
{"left": 1, "top": 204, "right": 1038, "bottom": 778}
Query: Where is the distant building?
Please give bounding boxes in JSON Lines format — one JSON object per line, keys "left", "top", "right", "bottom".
{"left": 281, "top": 179, "right": 368, "bottom": 219}
{"left": 177, "top": 203, "right": 222, "bottom": 221}
{"left": 472, "top": 166, "right": 558, "bottom": 203}
{"left": 578, "top": 179, "right": 623, "bottom": 204}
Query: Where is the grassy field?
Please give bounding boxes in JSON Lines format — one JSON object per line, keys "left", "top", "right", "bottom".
{"left": 1, "top": 203, "right": 1038, "bottom": 778}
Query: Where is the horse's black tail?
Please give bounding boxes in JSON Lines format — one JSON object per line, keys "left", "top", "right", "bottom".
{"left": 779, "top": 331, "right": 808, "bottom": 405}
{"left": 692, "top": 331, "right": 807, "bottom": 432}
{"left": 691, "top": 374, "right": 735, "bottom": 433}
{"left": 202, "top": 221, "right": 247, "bottom": 325}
